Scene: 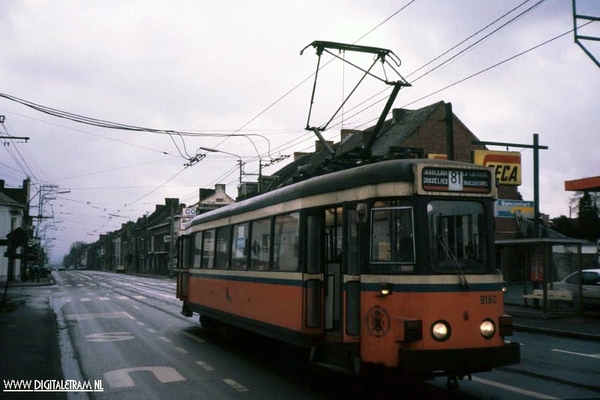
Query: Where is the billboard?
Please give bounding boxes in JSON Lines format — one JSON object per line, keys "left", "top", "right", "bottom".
{"left": 473, "top": 150, "right": 521, "bottom": 185}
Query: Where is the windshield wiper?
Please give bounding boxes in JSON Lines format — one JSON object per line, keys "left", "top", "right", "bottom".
{"left": 437, "top": 236, "right": 469, "bottom": 290}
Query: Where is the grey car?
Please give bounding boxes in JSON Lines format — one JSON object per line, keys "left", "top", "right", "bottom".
{"left": 551, "top": 269, "right": 600, "bottom": 307}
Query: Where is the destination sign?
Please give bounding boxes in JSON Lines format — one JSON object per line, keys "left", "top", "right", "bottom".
{"left": 421, "top": 168, "right": 491, "bottom": 193}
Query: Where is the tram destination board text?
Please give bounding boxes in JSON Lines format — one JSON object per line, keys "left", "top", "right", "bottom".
{"left": 422, "top": 167, "right": 491, "bottom": 193}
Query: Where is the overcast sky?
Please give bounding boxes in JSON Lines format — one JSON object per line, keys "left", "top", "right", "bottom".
{"left": 1, "top": 0, "right": 598, "bottom": 263}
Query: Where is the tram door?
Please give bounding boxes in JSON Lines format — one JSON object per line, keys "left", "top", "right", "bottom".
{"left": 324, "top": 207, "right": 343, "bottom": 333}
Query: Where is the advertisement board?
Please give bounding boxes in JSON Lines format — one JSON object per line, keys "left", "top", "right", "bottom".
{"left": 473, "top": 150, "right": 521, "bottom": 186}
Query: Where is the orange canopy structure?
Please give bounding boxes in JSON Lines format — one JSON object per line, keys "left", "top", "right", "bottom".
{"left": 564, "top": 176, "right": 600, "bottom": 192}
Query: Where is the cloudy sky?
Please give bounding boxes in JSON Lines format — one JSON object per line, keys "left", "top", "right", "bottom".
{"left": 1, "top": 0, "right": 598, "bottom": 263}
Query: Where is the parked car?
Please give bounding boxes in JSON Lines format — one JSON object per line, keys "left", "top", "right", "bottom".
{"left": 115, "top": 265, "right": 126, "bottom": 273}
{"left": 551, "top": 269, "right": 600, "bottom": 307}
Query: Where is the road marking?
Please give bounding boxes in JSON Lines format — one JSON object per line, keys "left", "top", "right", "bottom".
{"left": 133, "top": 295, "right": 146, "bottom": 299}
{"left": 136, "top": 321, "right": 146, "bottom": 326}
{"left": 175, "top": 347, "right": 188, "bottom": 354}
{"left": 65, "top": 311, "right": 136, "bottom": 321}
{"left": 117, "top": 296, "right": 129, "bottom": 300}
{"left": 223, "top": 378, "right": 249, "bottom": 392}
{"left": 86, "top": 332, "right": 134, "bottom": 342}
{"left": 132, "top": 305, "right": 140, "bottom": 310}
{"left": 552, "top": 349, "right": 600, "bottom": 359}
{"left": 182, "top": 331, "right": 206, "bottom": 344}
{"left": 159, "top": 336, "right": 172, "bottom": 343}
{"left": 147, "top": 328, "right": 157, "bottom": 333}
{"left": 472, "top": 376, "right": 558, "bottom": 399}
{"left": 103, "top": 366, "right": 185, "bottom": 388}
{"left": 196, "top": 361, "right": 215, "bottom": 371}
{"left": 99, "top": 297, "right": 110, "bottom": 301}
{"left": 80, "top": 298, "right": 91, "bottom": 302}
{"left": 77, "top": 284, "right": 85, "bottom": 287}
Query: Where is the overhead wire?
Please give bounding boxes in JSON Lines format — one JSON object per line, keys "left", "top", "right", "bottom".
{"left": 2, "top": 1, "right": 575, "bottom": 241}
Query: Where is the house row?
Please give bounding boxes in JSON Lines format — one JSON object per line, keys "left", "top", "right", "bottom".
{"left": 83, "top": 184, "right": 235, "bottom": 274}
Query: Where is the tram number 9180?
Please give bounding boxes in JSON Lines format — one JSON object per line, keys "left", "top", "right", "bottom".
{"left": 480, "top": 294, "right": 497, "bottom": 305}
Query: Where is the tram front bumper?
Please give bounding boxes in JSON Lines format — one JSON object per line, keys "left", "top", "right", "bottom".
{"left": 397, "top": 342, "right": 520, "bottom": 374}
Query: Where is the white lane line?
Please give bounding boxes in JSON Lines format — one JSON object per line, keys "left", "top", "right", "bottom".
{"left": 175, "top": 347, "right": 188, "bottom": 354}
{"left": 133, "top": 295, "right": 146, "bottom": 299}
{"left": 159, "top": 336, "right": 172, "bottom": 343}
{"left": 81, "top": 298, "right": 91, "bottom": 302}
{"left": 182, "top": 331, "right": 206, "bottom": 344}
{"left": 147, "top": 328, "right": 157, "bottom": 333}
{"left": 196, "top": 361, "right": 215, "bottom": 371}
{"left": 65, "top": 311, "right": 136, "bottom": 321}
{"left": 116, "top": 296, "right": 129, "bottom": 300}
{"left": 122, "top": 312, "right": 136, "bottom": 320}
{"left": 552, "top": 349, "right": 600, "bottom": 359}
{"left": 98, "top": 297, "right": 110, "bottom": 301}
{"left": 223, "top": 378, "right": 249, "bottom": 392}
{"left": 132, "top": 305, "right": 140, "bottom": 310}
{"left": 472, "top": 376, "right": 558, "bottom": 399}
{"left": 136, "top": 321, "right": 145, "bottom": 326}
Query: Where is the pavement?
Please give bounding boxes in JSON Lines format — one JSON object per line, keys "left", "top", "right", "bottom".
{"left": 0, "top": 276, "right": 66, "bottom": 399}
{"left": 0, "top": 276, "right": 598, "bottom": 399}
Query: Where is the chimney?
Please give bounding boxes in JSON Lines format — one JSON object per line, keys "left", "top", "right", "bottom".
{"left": 340, "top": 129, "right": 362, "bottom": 142}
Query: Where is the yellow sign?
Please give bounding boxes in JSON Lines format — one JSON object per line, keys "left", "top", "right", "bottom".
{"left": 473, "top": 150, "right": 521, "bottom": 185}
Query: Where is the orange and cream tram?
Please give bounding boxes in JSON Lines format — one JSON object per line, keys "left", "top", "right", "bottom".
{"left": 176, "top": 158, "right": 520, "bottom": 384}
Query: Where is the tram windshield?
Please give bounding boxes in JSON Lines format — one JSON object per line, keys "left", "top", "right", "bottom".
{"left": 370, "top": 204, "right": 416, "bottom": 273}
{"left": 428, "top": 200, "right": 489, "bottom": 274}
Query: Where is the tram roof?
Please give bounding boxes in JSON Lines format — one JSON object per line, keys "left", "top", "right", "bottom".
{"left": 188, "top": 158, "right": 482, "bottom": 227}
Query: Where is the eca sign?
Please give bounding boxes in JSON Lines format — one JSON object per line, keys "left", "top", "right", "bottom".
{"left": 473, "top": 150, "right": 521, "bottom": 186}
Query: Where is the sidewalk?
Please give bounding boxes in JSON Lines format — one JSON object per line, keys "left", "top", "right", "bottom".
{"left": 0, "top": 277, "right": 66, "bottom": 399}
{"left": 507, "top": 305, "right": 600, "bottom": 341}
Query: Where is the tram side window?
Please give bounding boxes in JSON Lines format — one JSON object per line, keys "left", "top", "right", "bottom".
{"left": 215, "top": 226, "right": 231, "bottom": 269}
{"left": 273, "top": 212, "right": 299, "bottom": 271}
{"left": 249, "top": 218, "right": 271, "bottom": 270}
{"left": 192, "top": 232, "right": 202, "bottom": 269}
{"left": 325, "top": 207, "right": 343, "bottom": 263}
{"left": 370, "top": 207, "right": 415, "bottom": 272}
{"left": 231, "top": 223, "right": 249, "bottom": 270}
{"left": 201, "top": 229, "right": 215, "bottom": 269}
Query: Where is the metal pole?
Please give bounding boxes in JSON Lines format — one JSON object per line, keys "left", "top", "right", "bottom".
{"left": 445, "top": 102, "right": 454, "bottom": 160}
{"left": 533, "top": 133, "right": 540, "bottom": 238}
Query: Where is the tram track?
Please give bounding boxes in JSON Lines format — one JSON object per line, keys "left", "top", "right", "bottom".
{"left": 499, "top": 365, "right": 600, "bottom": 394}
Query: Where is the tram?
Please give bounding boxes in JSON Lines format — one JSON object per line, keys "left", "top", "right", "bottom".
{"left": 175, "top": 158, "right": 520, "bottom": 383}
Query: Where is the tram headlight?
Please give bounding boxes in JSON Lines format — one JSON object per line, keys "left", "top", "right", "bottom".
{"left": 378, "top": 282, "right": 394, "bottom": 297}
{"left": 480, "top": 319, "right": 496, "bottom": 339}
{"left": 430, "top": 320, "right": 451, "bottom": 342}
